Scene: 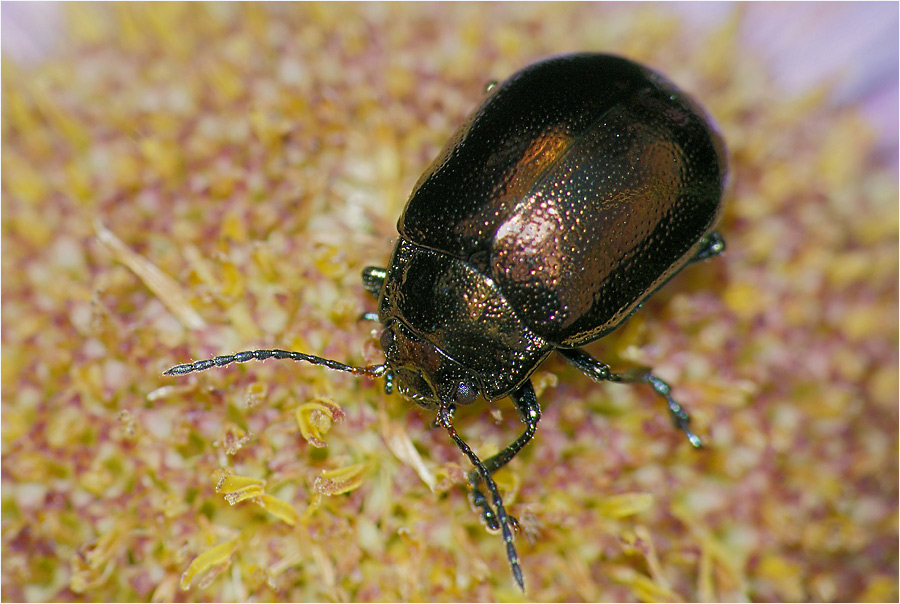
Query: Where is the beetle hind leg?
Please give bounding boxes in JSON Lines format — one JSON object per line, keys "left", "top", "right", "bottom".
{"left": 691, "top": 231, "right": 725, "bottom": 263}
{"left": 468, "top": 381, "right": 541, "bottom": 531}
{"left": 558, "top": 348, "right": 703, "bottom": 448}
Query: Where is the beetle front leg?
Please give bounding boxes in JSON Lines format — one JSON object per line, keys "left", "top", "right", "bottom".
{"left": 437, "top": 404, "right": 525, "bottom": 591}
{"left": 469, "top": 381, "right": 541, "bottom": 531}
{"left": 558, "top": 348, "right": 703, "bottom": 448}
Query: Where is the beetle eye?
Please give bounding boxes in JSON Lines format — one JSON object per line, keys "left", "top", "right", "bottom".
{"left": 380, "top": 329, "right": 394, "bottom": 351}
{"left": 437, "top": 379, "right": 477, "bottom": 406}
{"left": 453, "top": 382, "right": 477, "bottom": 406}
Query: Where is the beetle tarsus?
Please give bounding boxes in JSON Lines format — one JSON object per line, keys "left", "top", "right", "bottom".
{"left": 467, "top": 382, "right": 541, "bottom": 531}
{"left": 639, "top": 372, "right": 703, "bottom": 448}
{"left": 470, "top": 487, "right": 500, "bottom": 531}
{"left": 691, "top": 231, "right": 725, "bottom": 263}
{"left": 361, "top": 266, "right": 387, "bottom": 295}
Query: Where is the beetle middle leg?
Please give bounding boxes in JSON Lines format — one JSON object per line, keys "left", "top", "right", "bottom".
{"left": 468, "top": 381, "right": 541, "bottom": 531}
{"left": 558, "top": 348, "right": 703, "bottom": 448}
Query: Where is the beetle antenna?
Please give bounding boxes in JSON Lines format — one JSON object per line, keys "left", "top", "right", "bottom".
{"left": 163, "top": 349, "right": 387, "bottom": 379}
{"left": 436, "top": 406, "right": 524, "bottom": 592}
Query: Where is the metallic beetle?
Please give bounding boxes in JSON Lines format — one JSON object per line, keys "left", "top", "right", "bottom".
{"left": 166, "top": 53, "right": 727, "bottom": 591}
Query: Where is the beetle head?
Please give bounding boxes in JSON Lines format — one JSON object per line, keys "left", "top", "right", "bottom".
{"left": 379, "top": 321, "right": 480, "bottom": 409}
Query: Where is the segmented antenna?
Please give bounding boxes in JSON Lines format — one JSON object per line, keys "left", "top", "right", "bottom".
{"left": 436, "top": 406, "right": 524, "bottom": 592}
{"left": 165, "top": 351, "right": 524, "bottom": 590}
{"left": 163, "top": 349, "right": 387, "bottom": 379}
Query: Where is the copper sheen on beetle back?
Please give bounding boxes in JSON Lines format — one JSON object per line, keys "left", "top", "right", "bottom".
{"left": 166, "top": 53, "right": 727, "bottom": 591}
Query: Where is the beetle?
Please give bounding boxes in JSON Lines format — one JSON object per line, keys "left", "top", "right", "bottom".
{"left": 165, "top": 53, "right": 727, "bottom": 591}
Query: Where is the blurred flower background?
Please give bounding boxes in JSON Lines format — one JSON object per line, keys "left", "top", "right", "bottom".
{"left": 2, "top": 3, "right": 897, "bottom": 602}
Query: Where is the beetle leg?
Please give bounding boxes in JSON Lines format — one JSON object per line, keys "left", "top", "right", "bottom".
{"left": 691, "top": 231, "right": 725, "bottom": 263}
{"left": 359, "top": 312, "right": 380, "bottom": 322}
{"left": 558, "top": 348, "right": 703, "bottom": 448}
{"left": 361, "top": 266, "right": 387, "bottom": 296}
{"left": 382, "top": 369, "right": 394, "bottom": 395}
{"left": 437, "top": 404, "right": 525, "bottom": 591}
{"left": 469, "top": 381, "right": 541, "bottom": 531}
